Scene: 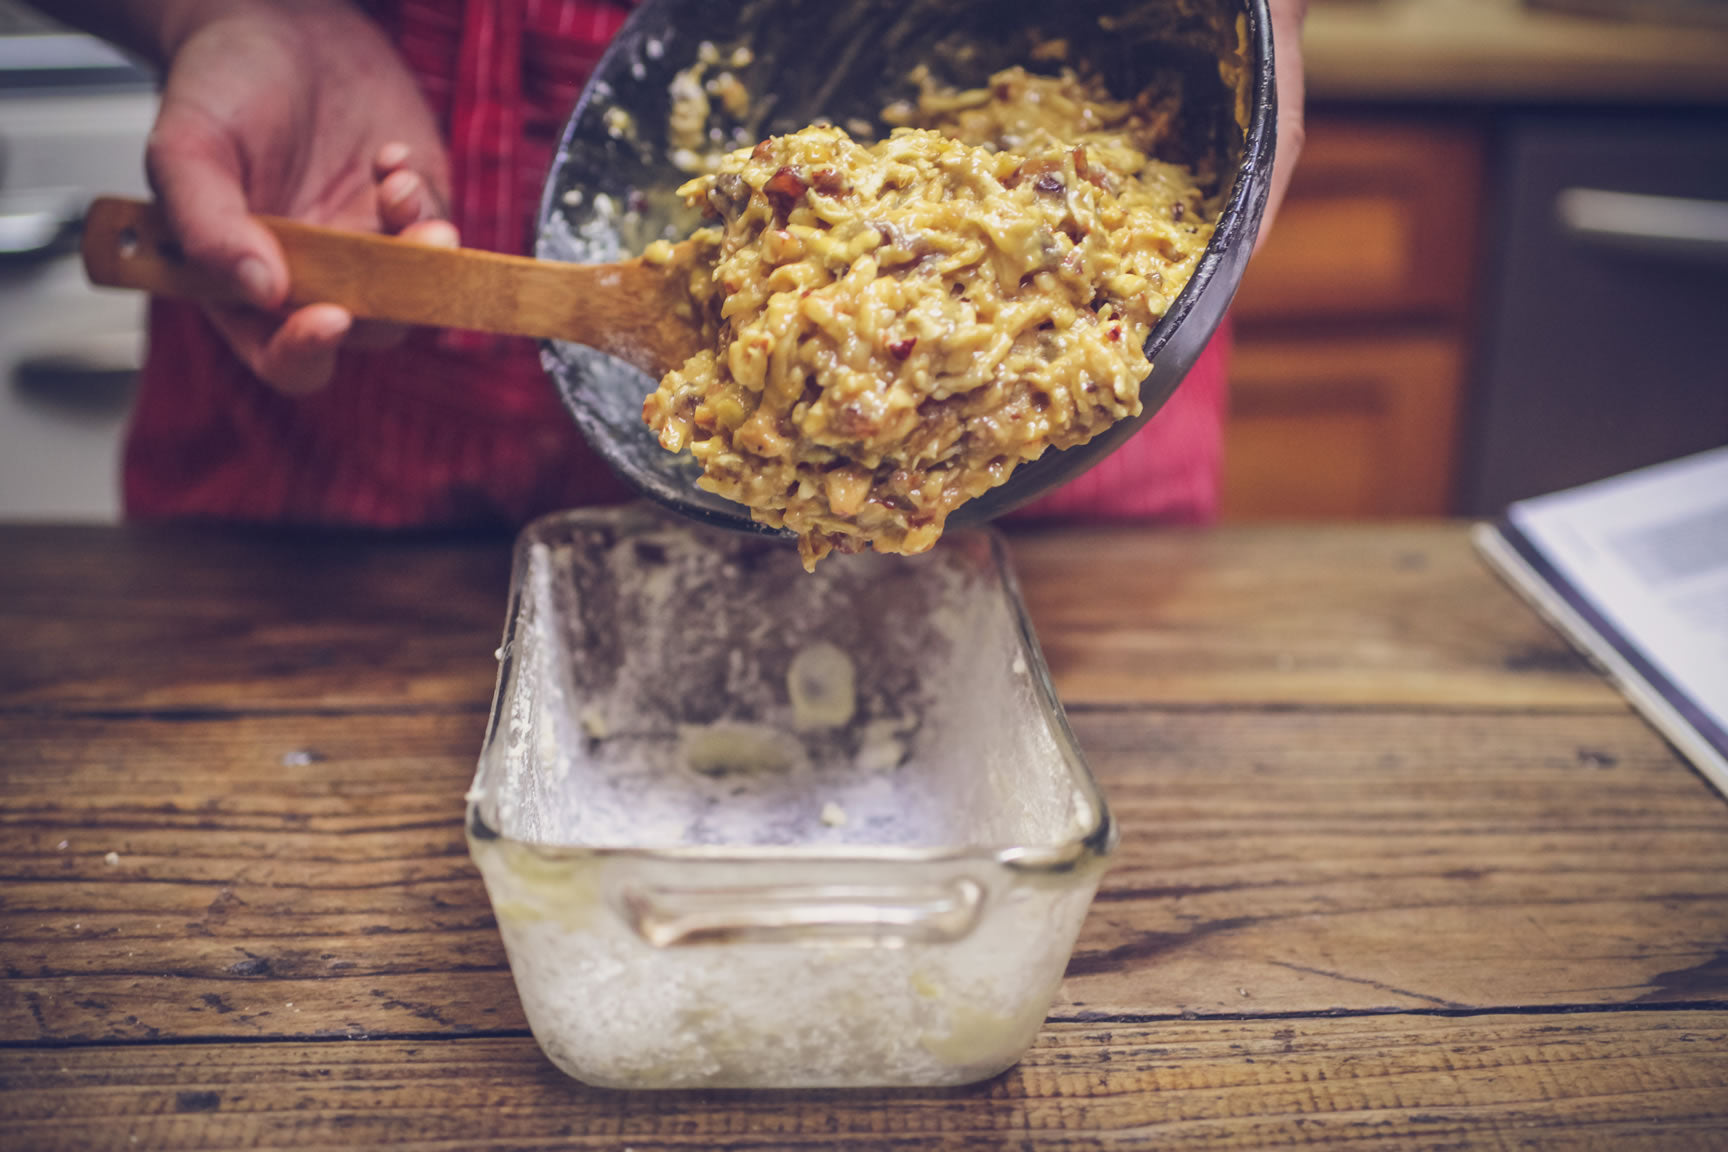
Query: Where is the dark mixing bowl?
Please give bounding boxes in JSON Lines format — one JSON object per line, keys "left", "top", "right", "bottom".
{"left": 536, "top": 0, "right": 1276, "bottom": 532}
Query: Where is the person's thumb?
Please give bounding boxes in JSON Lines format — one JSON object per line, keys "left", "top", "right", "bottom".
{"left": 144, "top": 104, "right": 288, "bottom": 311}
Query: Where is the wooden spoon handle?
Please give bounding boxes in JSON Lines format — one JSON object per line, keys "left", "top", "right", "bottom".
{"left": 81, "top": 196, "right": 590, "bottom": 342}
{"left": 82, "top": 196, "right": 706, "bottom": 376}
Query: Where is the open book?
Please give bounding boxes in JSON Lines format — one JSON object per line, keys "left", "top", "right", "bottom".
{"left": 1473, "top": 446, "right": 1728, "bottom": 800}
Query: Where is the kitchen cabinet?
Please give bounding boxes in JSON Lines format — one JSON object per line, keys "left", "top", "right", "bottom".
{"left": 1216, "top": 0, "right": 1728, "bottom": 521}
{"left": 1222, "top": 112, "right": 1486, "bottom": 518}
{"left": 1224, "top": 331, "right": 1465, "bottom": 518}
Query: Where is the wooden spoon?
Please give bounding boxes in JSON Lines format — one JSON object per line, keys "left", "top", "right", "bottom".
{"left": 80, "top": 196, "right": 706, "bottom": 378}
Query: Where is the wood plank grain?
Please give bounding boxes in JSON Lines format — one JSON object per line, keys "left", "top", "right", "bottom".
{"left": 4, "top": 1012, "right": 1727, "bottom": 1150}
{"left": 5, "top": 709, "right": 1724, "bottom": 1044}
{"left": 1065, "top": 709, "right": 1728, "bottom": 1018}
{"left": 0, "top": 523, "right": 1615, "bottom": 714}
{"left": 1006, "top": 524, "right": 1616, "bottom": 710}
{"left": 0, "top": 524, "right": 512, "bottom": 713}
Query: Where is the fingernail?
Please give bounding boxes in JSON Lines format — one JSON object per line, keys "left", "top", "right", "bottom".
{"left": 382, "top": 170, "right": 418, "bottom": 207}
{"left": 302, "top": 306, "right": 352, "bottom": 346}
{"left": 376, "top": 141, "right": 410, "bottom": 171}
{"left": 236, "top": 257, "right": 275, "bottom": 307}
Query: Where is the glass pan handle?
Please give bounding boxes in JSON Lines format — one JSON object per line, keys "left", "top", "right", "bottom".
{"left": 618, "top": 879, "right": 985, "bottom": 948}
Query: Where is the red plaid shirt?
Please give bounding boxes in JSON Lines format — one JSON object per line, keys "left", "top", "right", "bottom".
{"left": 125, "top": 0, "right": 1224, "bottom": 529}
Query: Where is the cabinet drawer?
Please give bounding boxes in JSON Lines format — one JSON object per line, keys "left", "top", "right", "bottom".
{"left": 1223, "top": 334, "right": 1464, "bottom": 518}
{"left": 1232, "top": 117, "right": 1484, "bottom": 322}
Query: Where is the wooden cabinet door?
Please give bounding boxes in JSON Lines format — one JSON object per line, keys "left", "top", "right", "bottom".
{"left": 1233, "top": 116, "right": 1483, "bottom": 324}
{"left": 1221, "top": 112, "right": 1485, "bottom": 519}
{"left": 1223, "top": 335, "right": 1464, "bottom": 518}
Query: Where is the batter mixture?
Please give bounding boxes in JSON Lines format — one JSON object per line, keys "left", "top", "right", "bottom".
{"left": 643, "top": 65, "right": 1216, "bottom": 568}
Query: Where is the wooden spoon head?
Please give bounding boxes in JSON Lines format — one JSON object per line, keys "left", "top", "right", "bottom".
{"left": 565, "top": 241, "right": 711, "bottom": 379}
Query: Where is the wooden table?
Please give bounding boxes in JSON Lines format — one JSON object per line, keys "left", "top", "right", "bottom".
{"left": 4, "top": 521, "right": 1726, "bottom": 1149}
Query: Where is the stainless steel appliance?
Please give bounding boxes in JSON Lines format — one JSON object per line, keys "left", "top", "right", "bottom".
{"left": 0, "top": 8, "right": 154, "bottom": 521}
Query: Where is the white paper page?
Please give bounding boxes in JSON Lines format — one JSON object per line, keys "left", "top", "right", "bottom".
{"left": 1508, "top": 446, "right": 1728, "bottom": 739}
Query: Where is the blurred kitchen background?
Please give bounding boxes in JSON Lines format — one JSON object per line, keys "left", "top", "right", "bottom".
{"left": 0, "top": 0, "right": 152, "bottom": 521}
{"left": 1, "top": 0, "right": 1724, "bottom": 522}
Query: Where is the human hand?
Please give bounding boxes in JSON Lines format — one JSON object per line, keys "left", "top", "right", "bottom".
{"left": 142, "top": 0, "right": 456, "bottom": 393}
{"left": 1263, "top": 0, "right": 1308, "bottom": 243}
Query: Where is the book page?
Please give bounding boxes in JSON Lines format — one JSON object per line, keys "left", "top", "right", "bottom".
{"left": 1508, "top": 446, "right": 1728, "bottom": 742}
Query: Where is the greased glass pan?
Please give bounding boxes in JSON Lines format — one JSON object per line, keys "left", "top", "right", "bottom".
{"left": 467, "top": 506, "right": 1115, "bottom": 1088}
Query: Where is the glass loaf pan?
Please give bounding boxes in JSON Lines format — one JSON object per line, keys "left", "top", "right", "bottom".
{"left": 466, "top": 506, "right": 1115, "bottom": 1089}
